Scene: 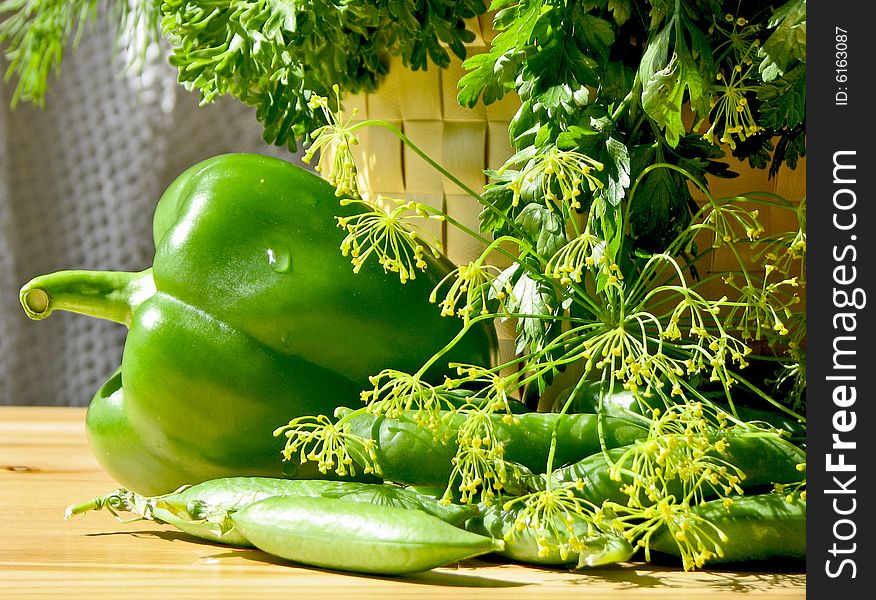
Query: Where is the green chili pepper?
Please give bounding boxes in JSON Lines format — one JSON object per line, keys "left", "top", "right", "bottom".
{"left": 339, "top": 408, "right": 649, "bottom": 486}
{"left": 20, "top": 154, "right": 497, "bottom": 496}
{"left": 66, "top": 476, "right": 478, "bottom": 546}
{"left": 552, "top": 380, "right": 805, "bottom": 441}
{"left": 466, "top": 502, "right": 634, "bottom": 568}
{"left": 230, "top": 496, "right": 504, "bottom": 575}
{"left": 648, "top": 493, "right": 806, "bottom": 564}
{"left": 542, "top": 431, "right": 806, "bottom": 506}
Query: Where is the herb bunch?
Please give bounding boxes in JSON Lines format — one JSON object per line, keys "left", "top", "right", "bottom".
{"left": 272, "top": 0, "right": 807, "bottom": 568}
{"left": 1, "top": 0, "right": 487, "bottom": 148}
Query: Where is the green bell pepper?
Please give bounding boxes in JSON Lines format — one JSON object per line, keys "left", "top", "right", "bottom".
{"left": 20, "top": 153, "right": 497, "bottom": 496}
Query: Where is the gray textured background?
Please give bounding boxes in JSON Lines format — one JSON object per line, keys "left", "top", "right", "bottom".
{"left": 0, "top": 14, "right": 297, "bottom": 406}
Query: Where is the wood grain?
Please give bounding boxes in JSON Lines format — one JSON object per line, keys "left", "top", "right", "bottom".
{"left": 0, "top": 407, "right": 805, "bottom": 599}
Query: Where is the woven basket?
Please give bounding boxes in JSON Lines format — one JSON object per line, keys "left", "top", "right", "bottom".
{"left": 341, "top": 14, "right": 521, "bottom": 365}
{"left": 342, "top": 14, "right": 807, "bottom": 376}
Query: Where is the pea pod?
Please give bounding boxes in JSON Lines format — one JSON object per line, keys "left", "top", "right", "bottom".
{"left": 543, "top": 431, "right": 805, "bottom": 506}
{"left": 552, "top": 380, "right": 805, "bottom": 441}
{"left": 649, "top": 493, "right": 806, "bottom": 564}
{"left": 466, "top": 502, "right": 634, "bottom": 568}
{"left": 231, "top": 496, "right": 504, "bottom": 575}
{"left": 66, "top": 477, "right": 477, "bottom": 546}
{"left": 340, "top": 409, "right": 648, "bottom": 486}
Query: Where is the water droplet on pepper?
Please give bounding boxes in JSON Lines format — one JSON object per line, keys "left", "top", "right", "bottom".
{"left": 267, "top": 248, "right": 292, "bottom": 273}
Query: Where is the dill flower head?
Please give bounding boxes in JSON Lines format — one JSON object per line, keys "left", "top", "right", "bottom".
{"left": 273, "top": 414, "right": 381, "bottom": 477}
{"left": 609, "top": 403, "right": 746, "bottom": 508}
{"left": 359, "top": 369, "right": 450, "bottom": 435}
{"left": 302, "top": 86, "right": 361, "bottom": 198}
{"left": 501, "top": 147, "right": 605, "bottom": 214}
{"left": 430, "top": 261, "right": 510, "bottom": 323}
{"left": 444, "top": 406, "right": 510, "bottom": 506}
{"left": 701, "top": 200, "right": 764, "bottom": 247}
{"left": 500, "top": 485, "right": 604, "bottom": 562}
{"left": 545, "top": 231, "right": 602, "bottom": 285}
{"left": 447, "top": 363, "right": 521, "bottom": 422}
{"left": 629, "top": 499, "right": 729, "bottom": 570}
{"left": 721, "top": 269, "right": 800, "bottom": 342}
{"left": 703, "top": 64, "right": 762, "bottom": 150}
{"left": 336, "top": 198, "right": 441, "bottom": 283}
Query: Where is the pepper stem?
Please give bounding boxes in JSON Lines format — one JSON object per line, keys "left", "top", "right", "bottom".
{"left": 19, "top": 269, "right": 155, "bottom": 327}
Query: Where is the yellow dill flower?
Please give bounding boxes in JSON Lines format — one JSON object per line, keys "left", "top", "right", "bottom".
{"left": 336, "top": 198, "right": 441, "bottom": 283}
{"left": 273, "top": 414, "right": 381, "bottom": 478}
{"left": 444, "top": 406, "right": 510, "bottom": 505}
{"left": 360, "top": 369, "right": 450, "bottom": 435}
{"left": 430, "top": 261, "right": 510, "bottom": 323}
{"left": 500, "top": 146, "right": 604, "bottom": 214}
{"left": 703, "top": 64, "right": 762, "bottom": 150}
{"left": 447, "top": 363, "right": 521, "bottom": 419}
{"left": 721, "top": 269, "right": 801, "bottom": 342}
{"left": 302, "top": 86, "right": 361, "bottom": 198}
{"left": 501, "top": 485, "right": 603, "bottom": 562}
{"left": 700, "top": 200, "right": 764, "bottom": 247}
{"left": 545, "top": 231, "right": 602, "bottom": 285}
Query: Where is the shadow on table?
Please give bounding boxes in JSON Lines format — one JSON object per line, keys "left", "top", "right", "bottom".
{"left": 88, "top": 529, "right": 805, "bottom": 592}
{"left": 557, "top": 555, "right": 805, "bottom": 593}
{"left": 207, "top": 548, "right": 532, "bottom": 588}
{"left": 89, "top": 529, "right": 531, "bottom": 588}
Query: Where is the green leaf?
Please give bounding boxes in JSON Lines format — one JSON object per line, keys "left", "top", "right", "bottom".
{"left": 600, "top": 60, "right": 636, "bottom": 105}
{"left": 607, "top": 0, "right": 632, "bottom": 25}
{"left": 556, "top": 125, "right": 601, "bottom": 151}
{"left": 671, "top": 136, "right": 735, "bottom": 184}
{"left": 0, "top": 0, "right": 101, "bottom": 106}
{"left": 627, "top": 164, "right": 693, "bottom": 253}
{"left": 457, "top": 51, "right": 516, "bottom": 107}
{"left": 638, "top": 12, "right": 712, "bottom": 147}
{"left": 505, "top": 269, "right": 557, "bottom": 354}
{"left": 535, "top": 121, "right": 559, "bottom": 148}
{"left": 574, "top": 13, "right": 615, "bottom": 63}
{"left": 770, "top": 125, "right": 806, "bottom": 176}
{"left": 599, "top": 136, "right": 631, "bottom": 207}
{"left": 515, "top": 203, "right": 568, "bottom": 258}
{"left": 592, "top": 199, "right": 623, "bottom": 282}
{"left": 758, "top": 0, "right": 807, "bottom": 82}
{"left": 758, "top": 64, "right": 806, "bottom": 130}
{"left": 458, "top": 0, "right": 543, "bottom": 107}
{"left": 478, "top": 182, "right": 516, "bottom": 234}
{"left": 158, "top": 0, "right": 490, "bottom": 149}
{"left": 525, "top": 32, "right": 600, "bottom": 108}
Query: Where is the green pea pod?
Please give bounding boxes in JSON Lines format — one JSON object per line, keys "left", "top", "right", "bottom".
{"left": 340, "top": 409, "right": 648, "bottom": 486}
{"left": 544, "top": 431, "right": 805, "bottom": 506}
{"left": 549, "top": 380, "right": 644, "bottom": 418}
{"left": 466, "top": 503, "right": 634, "bottom": 568}
{"left": 552, "top": 380, "right": 805, "bottom": 441}
{"left": 66, "top": 477, "right": 477, "bottom": 546}
{"left": 649, "top": 493, "right": 806, "bottom": 564}
{"left": 231, "top": 496, "right": 504, "bottom": 575}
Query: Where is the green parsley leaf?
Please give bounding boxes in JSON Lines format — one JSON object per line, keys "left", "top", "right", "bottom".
{"left": 758, "top": 0, "right": 807, "bottom": 82}
{"left": 458, "top": 0, "right": 542, "bottom": 108}
{"left": 627, "top": 145, "right": 694, "bottom": 253}
{"left": 757, "top": 64, "right": 806, "bottom": 130}
{"left": 504, "top": 266, "right": 558, "bottom": 354}
{"left": 515, "top": 203, "right": 568, "bottom": 259}
{"left": 599, "top": 136, "right": 631, "bottom": 207}
{"left": 638, "top": 9, "right": 712, "bottom": 147}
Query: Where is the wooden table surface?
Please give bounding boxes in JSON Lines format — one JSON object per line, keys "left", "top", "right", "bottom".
{"left": 0, "top": 406, "right": 806, "bottom": 599}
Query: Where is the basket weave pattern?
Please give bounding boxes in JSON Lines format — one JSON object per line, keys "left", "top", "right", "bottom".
{"left": 342, "top": 14, "right": 806, "bottom": 375}
{"left": 343, "top": 16, "right": 521, "bottom": 364}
